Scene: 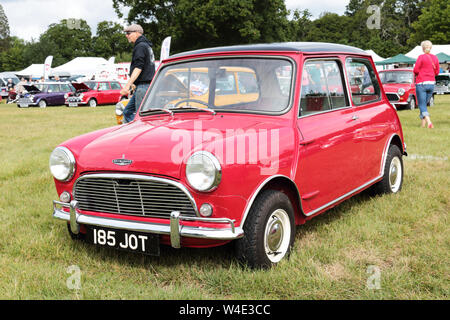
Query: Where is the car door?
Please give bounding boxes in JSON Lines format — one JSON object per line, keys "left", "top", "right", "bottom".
{"left": 109, "top": 81, "right": 123, "bottom": 103}
{"left": 345, "top": 57, "right": 394, "bottom": 182}
{"left": 295, "top": 58, "right": 365, "bottom": 214}
{"left": 97, "top": 82, "right": 111, "bottom": 104}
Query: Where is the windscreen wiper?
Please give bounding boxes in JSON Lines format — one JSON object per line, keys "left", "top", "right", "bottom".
{"left": 173, "top": 105, "right": 216, "bottom": 115}
{"left": 141, "top": 108, "right": 174, "bottom": 116}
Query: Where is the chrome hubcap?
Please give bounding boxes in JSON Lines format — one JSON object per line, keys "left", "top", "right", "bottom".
{"left": 267, "top": 217, "right": 284, "bottom": 252}
{"left": 389, "top": 157, "right": 402, "bottom": 192}
{"left": 264, "top": 209, "right": 291, "bottom": 263}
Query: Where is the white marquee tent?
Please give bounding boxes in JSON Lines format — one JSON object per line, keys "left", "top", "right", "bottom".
{"left": 365, "top": 49, "right": 385, "bottom": 62}
{"left": 405, "top": 44, "right": 450, "bottom": 59}
{"left": 51, "top": 57, "right": 109, "bottom": 77}
{"left": 15, "top": 64, "right": 45, "bottom": 79}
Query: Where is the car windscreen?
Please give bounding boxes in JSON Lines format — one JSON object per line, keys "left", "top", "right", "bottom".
{"left": 379, "top": 71, "right": 413, "bottom": 84}
{"left": 140, "top": 58, "right": 293, "bottom": 114}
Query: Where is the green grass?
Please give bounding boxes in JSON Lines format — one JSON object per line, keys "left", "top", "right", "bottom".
{"left": 0, "top": 98, "right": 448, "bottom": 300}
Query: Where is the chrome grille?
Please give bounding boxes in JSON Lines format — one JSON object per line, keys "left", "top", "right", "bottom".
{"left": 74, "top": 176, "right": 197, "bottom": 218}
{"left": 18, "top": 98, "right": 33, "bottom": 104}
{"left": 386, "top": 93, "right": 399, "bottom": 102}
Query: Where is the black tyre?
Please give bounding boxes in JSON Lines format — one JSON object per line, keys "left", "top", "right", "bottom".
{"left": 88, "top": 99, "right": 97, "bottom": 107}
{"left": 408, "top": 97, "right": 416, "bottom": 110}
{"left": 372, "top": 145, "right": 403, "bottom": 195}
{"left": 235, "top": 189, "right": 295, "bottom": 269}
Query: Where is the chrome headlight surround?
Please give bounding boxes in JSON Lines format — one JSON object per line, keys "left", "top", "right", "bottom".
{"left": 185, "top": 151, "right": 222, "bottom": 192}
{"left": 397, "top": 88, "right": 406, "bottom": 96}
{"left": 49, "top": 146, "right": 76, "bottom": 182}
{"left": 115, "top": 101, "right": 125, "bottom": 116}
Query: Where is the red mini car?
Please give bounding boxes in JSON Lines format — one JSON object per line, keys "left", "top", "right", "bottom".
{"left": 379, "top": 68, "right": 434, "bottom": 110}
{"left": 65, "top": 81, "right": 127, "bottom": 107}
{"left": 51, "top": 42, "right": 406, "bottom": 268}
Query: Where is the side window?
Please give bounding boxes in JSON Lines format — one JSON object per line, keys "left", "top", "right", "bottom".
{"left": 110, "top": 82, "right": 121, "bottom": 90}
{"left": 345, "top": 58, "right": 381, "bottom": 105}
{"left": 216, "top": 71, "right": 236, "bottom": 95}
{"left": 60, "top": 84, "right": 71, "bottom": 92}
{"left": 300, "top": 60, "right": 348, "bottom": 116}
{"left": 98, "top": 82, "right": 110, "bottom": 91}
{"left": 237, "top": 71, "right": 259, "bottom": 94}
{"left": 275, "top": 65, "right": 292, "bottom": 97}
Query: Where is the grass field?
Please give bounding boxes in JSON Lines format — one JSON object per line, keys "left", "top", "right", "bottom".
{"left": 0, "top": 97, "right": 448, "bottom": 300}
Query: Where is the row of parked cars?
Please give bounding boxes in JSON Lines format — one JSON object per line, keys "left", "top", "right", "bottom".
{"left": 12, "top": 81, "right": 128, "bottom": 108}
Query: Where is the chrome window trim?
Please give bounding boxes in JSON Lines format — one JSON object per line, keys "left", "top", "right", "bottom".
{"left": 344, "top": 57, "right": 382, "bottom": 106}
{"left": 74, "top": 173, "right": 200, "bottom": 217}
{"left": 298, "top": 57, "right": 352, "bottom": 118}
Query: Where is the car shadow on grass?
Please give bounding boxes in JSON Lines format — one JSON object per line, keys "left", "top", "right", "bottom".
{"left": 66, "top": 190, "right": 380, "bottom": 270}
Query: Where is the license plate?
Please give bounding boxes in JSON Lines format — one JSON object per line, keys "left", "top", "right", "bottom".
{"left": 69, "top": 103, "right": 78, "bottom": 107}
{"left": 85, "top": 226, "right": 160, "bottom": 256}
{"left": 21, "top": 104, "right": 29, "bottom": 107}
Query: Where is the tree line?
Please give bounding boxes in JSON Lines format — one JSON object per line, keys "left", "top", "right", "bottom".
{"left": 0, "top": 0, "right": 448, "bottom": 72}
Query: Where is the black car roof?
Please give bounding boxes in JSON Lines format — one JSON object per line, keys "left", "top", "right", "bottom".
{"left": 170, "top": 42, "right": 368, "bottom": 59}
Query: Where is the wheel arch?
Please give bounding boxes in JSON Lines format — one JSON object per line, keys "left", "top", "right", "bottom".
{"left": 240, "top": 175, "right": 306, "bottom": 228}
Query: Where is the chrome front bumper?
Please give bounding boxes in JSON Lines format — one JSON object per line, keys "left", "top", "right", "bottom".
{"left": 53, "top": 200, "right": 244, "bottom": 248}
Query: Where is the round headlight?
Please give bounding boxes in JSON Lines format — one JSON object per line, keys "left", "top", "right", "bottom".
{"left": 49, "top": 147, "right": 76, "bottom": 181}
{"left": 115, "top": 102, "right": 125, "bottom": 116}
{"left": 397, "top": 88, "right": 406, "bottom": 96}
{"left": 186, "top": 151, "right": 221, "bottom": 192}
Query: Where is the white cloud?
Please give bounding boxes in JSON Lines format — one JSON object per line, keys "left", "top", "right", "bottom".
{"left": 285, "top": 0, "right": 348, "bottom": 18}
{"left": 2, "top": 0, "right": 350, "bottom": 41}
{"left": 2, "top": 0, "right": 127, "bottom": 41}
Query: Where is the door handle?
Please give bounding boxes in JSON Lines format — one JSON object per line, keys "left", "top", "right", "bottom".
{"left": 352, "top": 115, "right": 359, "bottom": 121}
{"left": 299, "top": 139, "right": 315, "bottom": 146}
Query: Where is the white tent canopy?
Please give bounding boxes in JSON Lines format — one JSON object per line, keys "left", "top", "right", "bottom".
{"left": 365, "top": 49, "right": 385, "bottom": 62}
{"left": 405, "top": 44, "right": 450, "bottom": 59}
{"left": 51, "top": 57, "right": 109, "bottom": 77}
{"left": 15, "top": 64, "right": 45, "bottom": 78}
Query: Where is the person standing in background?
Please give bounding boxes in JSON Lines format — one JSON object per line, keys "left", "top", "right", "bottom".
{"left": 120, "top": 24, "right": 155, "bottom": 123}
{"left": 413, "top": 40, "right": 439, "bottom": 129}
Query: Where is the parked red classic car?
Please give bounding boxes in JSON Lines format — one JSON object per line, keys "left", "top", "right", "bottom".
{"left": 379, "top": 68, "right": 434, "bottom": 110}
{"left": 65, "top": 81, "right": 128, "bottom": 107}
{"left": 51, "top": 42, "right": 407, "bottom": 268}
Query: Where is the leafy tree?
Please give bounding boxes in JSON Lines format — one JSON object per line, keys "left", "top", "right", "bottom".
{"left": 0, "top": 4, "right": 10, "bottom": 50}
{"left": 0, "top": 37, "right": 27, "bottom": 71}
{"left": 38, "top": 19, "right": 93, "bottom": 66}
{"left": 288, "top": 9, "right": 313, "bottom": 41}
{"left": 112, "top": 0, "right": 290, "bottom": 55}
{"left": 92, "top": 21, "right": 132, "bottom": 59}
{"left": 409, "top": 0, "right": 450, "bottom": 45}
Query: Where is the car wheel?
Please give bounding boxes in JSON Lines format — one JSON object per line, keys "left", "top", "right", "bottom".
{"left": 408, "top": 98, "right": 416, "bottom": 110}
{"left": 88, "top": 99, "right": 97, "bottom": 107}
{"left": 373, "top": 145, "right": 403, "bottom": 195}
{"left": 38, "top": 100, "right": 47, "bottom": 108}
{"left": 235, "top": 189, "right": 295, "bottom": 269}
{"left": 428, "top": 95, "right": 434, "bottom": 107}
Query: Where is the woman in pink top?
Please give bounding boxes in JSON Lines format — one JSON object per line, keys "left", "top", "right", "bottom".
{"left": 413, "top": 40, "right": 439, "bottom": 128}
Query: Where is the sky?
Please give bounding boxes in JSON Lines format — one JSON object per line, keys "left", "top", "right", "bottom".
{"left": 1, "top": 0, "right": 349, "bottom": 42}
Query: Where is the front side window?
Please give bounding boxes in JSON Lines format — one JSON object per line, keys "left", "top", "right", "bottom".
{"left": 300, "top": 60, "right": 348, "bottom": 116}
{"left": 140, "top": 58, "right": 293, "bottom": 114}
{"left": 98, "top": 82, "right": 110, "bottom": 91}
{"left": 346, "top": 58, "right": 381, "bottom": 105}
